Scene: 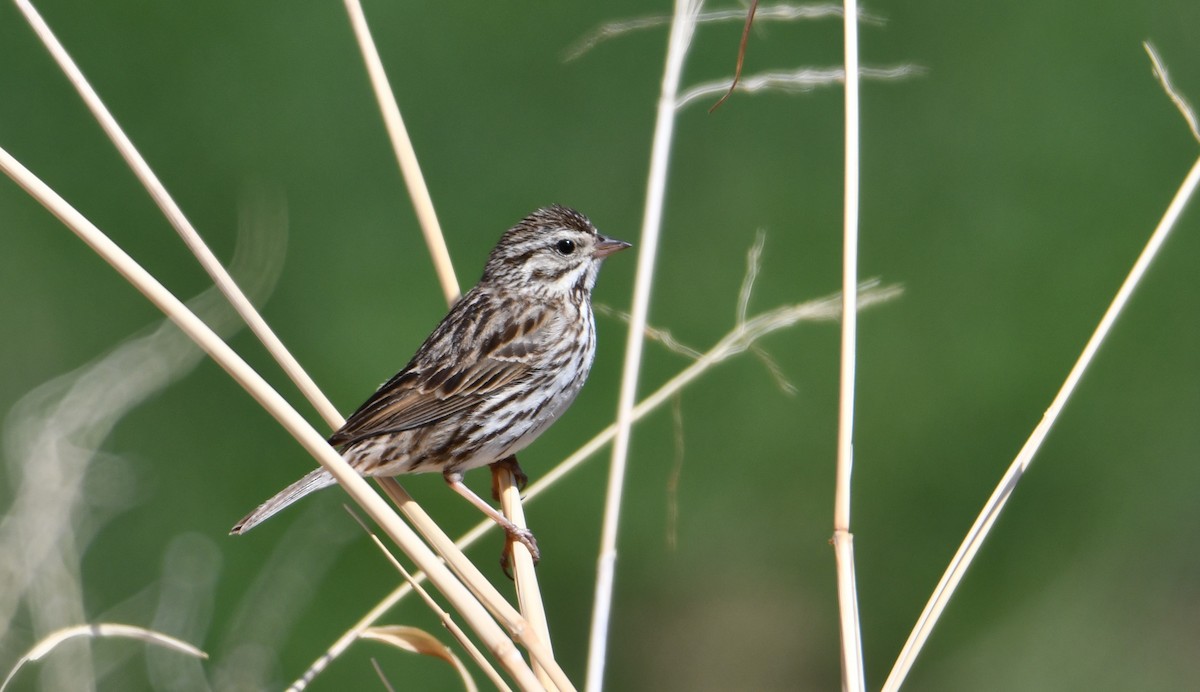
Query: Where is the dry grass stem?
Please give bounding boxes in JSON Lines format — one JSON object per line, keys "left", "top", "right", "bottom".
{"left": 564, "top": 3, "right": 876, "bottom": 61}
{"left": 346, "top": 508, "right": 492, "bottom": 692}
{"left": 832, "top": 1, "right": 867, "bottom": 689}
{"left": 585, "top": 1, "right": 700, "bottom": 689}
{"left": 373, "top": 479, "right": 573, "bottom": 691}
{"left": 881, "top": 56, "right": 1200, "bottom": 691}
{"left": 0, "top": 147, "right": 549, "bottom": 691}
{"left": 676, "top": 65, "right": 921, "bottom": 109}
{"left": 0, "top": 623, "right": 207, "bottom": 692}
{"left": 491, "top": 463, "right": 542, "bottom": 653}
{"left": 342, "top": 0, "right": 460, "bottom": 305}
{"left": 373, "top": 480, "right": 510, "bottom": 619}
{"left": 497, "top": 479, "right": 555, "bottom": 690}
{"left": 13, "top": 0, "right": 342, "bottom": 428}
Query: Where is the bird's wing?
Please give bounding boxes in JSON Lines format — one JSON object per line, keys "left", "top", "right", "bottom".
{"left": 328, "top": 295, "right": 553, "bottom": 447}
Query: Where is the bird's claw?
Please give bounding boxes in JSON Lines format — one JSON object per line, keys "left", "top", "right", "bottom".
{"left": 499, "top": 526, "right": 540, "bottom": 579}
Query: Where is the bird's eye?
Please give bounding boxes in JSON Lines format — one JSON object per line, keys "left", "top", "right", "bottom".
{"left": 554, "top": 239, "right": 576, "bottom": 256}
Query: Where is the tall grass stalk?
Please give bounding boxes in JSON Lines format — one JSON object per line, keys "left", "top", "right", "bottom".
{"left": 584, "top": 1, "right": 700, "bottom": 689}
{"left": 881, "top": 46, "right": 1200, "bottom": 692}
{"left": 833, "top": 1, "right": 866, "bottom": 690}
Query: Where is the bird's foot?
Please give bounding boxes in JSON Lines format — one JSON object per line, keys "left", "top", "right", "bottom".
{"left": 500, "top": 525, "right": 540, "bottom": 579}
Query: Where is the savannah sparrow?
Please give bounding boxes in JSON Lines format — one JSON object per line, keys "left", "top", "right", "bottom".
{"left": 230, "top": 206, "right": 630, "bottom": 558}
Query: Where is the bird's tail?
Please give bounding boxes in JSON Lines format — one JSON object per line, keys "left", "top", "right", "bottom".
{"left": 229, "top": 467, "right": 336, "bottom": 534}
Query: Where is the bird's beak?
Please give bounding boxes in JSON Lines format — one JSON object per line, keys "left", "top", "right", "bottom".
{"left": 594, "top": 235, "right": 632, "bottom": 259}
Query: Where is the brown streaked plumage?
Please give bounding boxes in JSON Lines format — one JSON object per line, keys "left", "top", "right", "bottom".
{"left": 230, "top": 206, "right": 630, "bottom": 558}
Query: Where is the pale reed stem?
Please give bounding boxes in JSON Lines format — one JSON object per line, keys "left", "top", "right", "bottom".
{"left": 833, "top": 1, "right": 867, "bottom": 691}
{"left": 881, "top": 138, "right": 1200, "bottom": 692}
{"left": 584, "top": 2, "right": 700, "bottom": 690}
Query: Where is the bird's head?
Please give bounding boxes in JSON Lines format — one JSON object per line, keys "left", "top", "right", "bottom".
{"left": 482, "top": 205, "right": 631, "bottom": 297}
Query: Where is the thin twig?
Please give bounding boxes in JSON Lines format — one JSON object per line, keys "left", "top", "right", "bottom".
{"left": 585, "top": 1, "right": 701, "bottom": 689}
{"left": 833, "top": 1, "right": 866, "bottom": 689}
{"left": 881, "top": 67, "right": 1200, "bottom": 692}
{"left": 709, "top": 0, "right": 759, "bottom": 112}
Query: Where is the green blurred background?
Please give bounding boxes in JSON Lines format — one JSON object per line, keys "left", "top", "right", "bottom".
{"left": 2, "top": 1, "right": 1198, "bottom": 690}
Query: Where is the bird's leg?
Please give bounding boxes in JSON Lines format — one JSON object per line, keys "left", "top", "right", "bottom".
{"left": 488, "top": 456, "right": 532, "bottom": 579}
{"left": 444, "top": 469, "right": 540, "bottom": 564}
{"left": 489, "top": 455, "right": 528, "bottom": 501}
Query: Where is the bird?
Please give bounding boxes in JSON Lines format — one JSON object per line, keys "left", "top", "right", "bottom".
{"left": 230, "top": 205, "right": 630, "bottom": 560}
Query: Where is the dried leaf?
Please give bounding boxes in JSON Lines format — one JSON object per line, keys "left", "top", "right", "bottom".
{"left": 361, "top": 626, "right": 477, "bottom": 692}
